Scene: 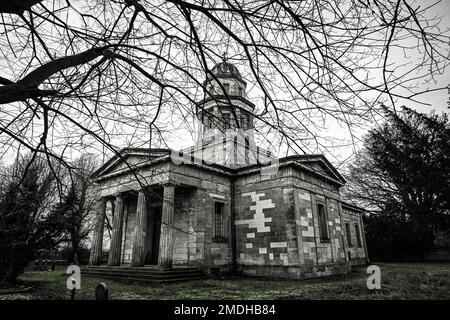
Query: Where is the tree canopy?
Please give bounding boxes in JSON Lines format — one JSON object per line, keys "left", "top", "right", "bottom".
{"left": 345, "top": 106, "right": 450, "bottom": 259}
{"left": 0, "top": 0, "right": 448, "bottom": 177}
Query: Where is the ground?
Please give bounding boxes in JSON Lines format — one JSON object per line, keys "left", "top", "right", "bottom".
{"left": 1, "top": 263, "right": 450, "bottom": 300}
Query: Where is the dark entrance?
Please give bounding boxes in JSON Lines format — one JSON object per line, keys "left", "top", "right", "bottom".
{"left": 145, "top": 206, "right": 162, "bottom": 265}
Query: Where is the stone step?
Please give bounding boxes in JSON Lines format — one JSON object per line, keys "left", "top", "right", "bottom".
{"left": 84, "top": 265, "right": 201, "bottom": 271}
{"left": 81, "top": 270, "right": 205, "bottom": 280}
{"left": 81, "top": 271, "right": 208, "bottom": 283}
{"left": 82, "top": 267, "right": 203, "bottom": 276}
{"left": 80, "top": 266, "right": 207, "bottom": 283}
{"left": 86, "top": 274, "right": 208, "bottom": 283}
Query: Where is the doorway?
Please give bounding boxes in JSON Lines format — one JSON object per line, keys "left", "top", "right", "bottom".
{"left": 145, "top": 206, "right": 162, "bottom": 265}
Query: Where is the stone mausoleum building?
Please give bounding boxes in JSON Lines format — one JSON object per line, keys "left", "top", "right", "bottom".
{"left": 87, "top": 62, "right": 368, "bottom": 280}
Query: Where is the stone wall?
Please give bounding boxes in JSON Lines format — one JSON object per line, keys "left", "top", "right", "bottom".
{"left": 172, "top": 188, "right": 197, "bottom": 265}
{"left": 233, "top": 167, "right": 350, "bottom": 279}
{"left": 291, "top": 169, "right": 348, "bottom": 278}
{"left": 342, "top": 206, "right": 367, "bottom": 265}
{"left": 169, "top": 164, "right": 232, "bottom": 271}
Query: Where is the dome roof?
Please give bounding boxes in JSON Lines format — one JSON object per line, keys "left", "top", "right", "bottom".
{"left": 209, "top": 62, "right": 242, "bottom": 80}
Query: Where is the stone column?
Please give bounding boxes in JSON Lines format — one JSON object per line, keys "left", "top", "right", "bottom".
{"left": 158, "top": 184, "right": 175, "bottom": 270}
{"left": 108, "top": 195, "right": 125, "bottom": 266}
{"left": 131, "top": 190, "right": 148, "bottom": 267}
{"left": 89, "top": 198, "right": 107, "bottom": 266}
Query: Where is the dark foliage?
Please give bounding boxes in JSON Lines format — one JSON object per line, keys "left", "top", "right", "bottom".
{"left": 346, "top": 106, "right": 450, "bottom": 261}
{"left": 363, "top": 211, "right": 435, "bottom": 261}
{"left": 0, "top": 156, "right": 66, "bottom": 284}
{"left": 59, "top": 246, "right": 91, "bottom": 264}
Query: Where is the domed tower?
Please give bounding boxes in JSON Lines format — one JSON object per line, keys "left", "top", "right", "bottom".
{"left": 195, "top": 61, "right": 257, "bottom": 167}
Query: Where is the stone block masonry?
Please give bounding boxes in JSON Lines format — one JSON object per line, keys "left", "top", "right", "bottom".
{"left": 90, "top": 63, "right": 367, "bottom": 279}
{"left": 232, "top": 167, "right": 352, "bottom": 279}
{"left": 92, "top": 158, "right": 366, "bottom": 278}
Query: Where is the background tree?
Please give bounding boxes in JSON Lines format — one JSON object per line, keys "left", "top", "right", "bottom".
{"left": 344, "top": 106, "right": 450, "bottom": 260}
{"left": 0, "top": 154, "right": 66, "bottom": 285}
{"left": 51, "top": 155, "right": 97, "bottom": 265}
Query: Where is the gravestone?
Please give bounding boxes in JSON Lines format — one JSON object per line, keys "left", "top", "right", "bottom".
{"left": 95, "top": 283, "right": 108, "bottom": 300}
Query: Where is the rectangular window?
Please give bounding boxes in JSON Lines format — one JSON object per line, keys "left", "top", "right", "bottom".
{"left": 246, "top": 114, "right": 251, "bottom": 129}
{"left": 355, "top": 224, "right": 362, "bottom": 247}
{"left": 245, "top": 138, "right": 249, "bottom": 165}
{"left": 213, "top": 202, "right": 225, "bottom": 240}
{"left": 346, "top": 223, "right": 352, "bottom": 247}
{"left": 223, "top": 83, "right": 230, "bottom": 95}
{"left": 222, "top": 137, "right": 227, "bottom": 164}
{"left": 240, "top": 114, "right": 246, "bottom": 129}
{"left": 233, "top": 136, "right": 238, "bottom": 164}
{"left": 223, "top": 113, "right": 231, "bottom": 130}
{"left": 317, "top": 203, "right": 329, "bottom": 241}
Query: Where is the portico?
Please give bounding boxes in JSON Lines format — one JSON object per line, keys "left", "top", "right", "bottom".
{"left": 89, "top": 183, "right": 180, "bottom": 270}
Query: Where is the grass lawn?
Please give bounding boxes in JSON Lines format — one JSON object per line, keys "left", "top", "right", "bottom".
{"left": 2, "top": 262, "right": 450, "bottom": 300}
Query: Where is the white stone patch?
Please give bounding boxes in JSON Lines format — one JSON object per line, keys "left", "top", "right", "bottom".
{"left": 296, "top": 195, "right": 315, "bottom": 237}
{"left": 259, "top": 247, "right": 267, "bottom": 254}
{"left": 335, "top": 218, "right": 341, "bottom": 224}
{"left": 303, "top": 242, "right": 315, "bottom": 253}
{"left": 336, "top": 226, "right": 341, "bottom": 231}
{"left": 328, "top": 221, "right": 333, "bottom": 226}
{"left": 280, "top": 253, "right": 288, "bottom": 265}
{"left": 298, "top": 217, "right": 309, "bottom": 226}
{"left": 247, "top": 233, "right": 255, "bottom": 238}
{"left": 302, "top": 227, "right": 315, "bottom": 237}
{"left": 209, "top": 193, "right": 225, "bottom": 200}
{"left": 334, "top": 238, "right": 340, "bottom": 251}
{"left": 246, "top": 243, "right": 253, "bottom": 249}
{"left": 235, "top": 192, "right": 275, "bottom": 233}
{"left": 298, "top": 191, "right": 311, "bottom": 201}
{"left": 269, "top": 253, "right": 274, "bottom": 260}
{"left": 270, "top": 242, "right": 288, "bottom": 248}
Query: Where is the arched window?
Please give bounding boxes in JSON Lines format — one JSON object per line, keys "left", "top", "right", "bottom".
{"left": 208, "top": 115, "right": 214, "bottom": 129}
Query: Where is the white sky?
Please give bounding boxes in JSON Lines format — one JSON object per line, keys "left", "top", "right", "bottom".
{"left": 168, "top": 0, "right": 450, "bottom": 169}
{"left": 406, "top": 0, "right": 450, "bottom": 114}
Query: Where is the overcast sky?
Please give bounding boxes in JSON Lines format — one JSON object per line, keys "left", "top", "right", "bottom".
{"left": 403, "top": 0, "right": 450, "bottom": 113}
{"left": 173, "top": 0, "right": 450, "bottom": 168}
{"left": 0, "top": 0, "right": 449, "bottom": 169}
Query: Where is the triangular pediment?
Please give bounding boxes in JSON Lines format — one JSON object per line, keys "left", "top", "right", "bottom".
{"left": 92, "top": 148, "right": 170, "bottom": 179}
{"left": 282, "top": 154, "right": 346, "bottom": 185}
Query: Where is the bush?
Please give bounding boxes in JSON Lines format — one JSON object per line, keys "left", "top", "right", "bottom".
{"left": 364, "top": 212, "right": 434, "bottom": 261}
{"left": 60, "top": 246, "right": 91, "bottom": 264}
